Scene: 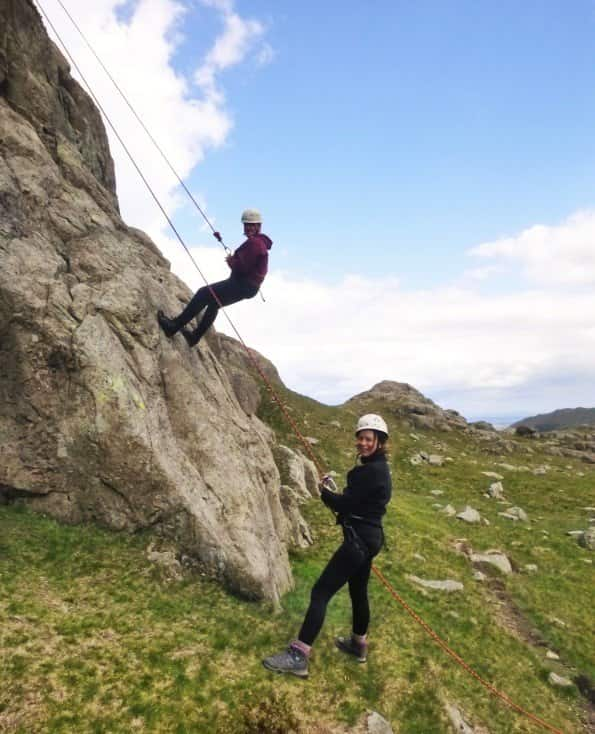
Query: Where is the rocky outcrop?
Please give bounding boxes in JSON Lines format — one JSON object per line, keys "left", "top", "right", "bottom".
{"left": 345, "top": 380, "right": 469, "bottom": 432}
{"left": 0, "top": 0, "right": 298, "bottom": 602}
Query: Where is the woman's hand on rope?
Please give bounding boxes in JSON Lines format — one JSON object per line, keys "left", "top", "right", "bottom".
{"left": 319, "top": 475, "right": 338, "bottom": 494}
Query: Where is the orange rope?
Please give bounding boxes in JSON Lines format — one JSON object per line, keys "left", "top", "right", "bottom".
{"left": 371, "top": 566, "right": 565, "bottom": 734}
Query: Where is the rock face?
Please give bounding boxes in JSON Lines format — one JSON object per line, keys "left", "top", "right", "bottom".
{"left": 212, "top": 333, "right": 283, "bottom": 416}
{"left": 0, "top": 0, "right": 297, "bottom": 602}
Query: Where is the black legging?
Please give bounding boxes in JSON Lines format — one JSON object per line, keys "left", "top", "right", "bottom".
{"left": 174, "top": 275, "right": 259, "bottom": 340}
{"left": 298, "top": 524, "right": 383, "bottom": 646}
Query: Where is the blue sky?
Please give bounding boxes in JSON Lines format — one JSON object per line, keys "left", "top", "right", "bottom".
{"left": 186, "top": 1, "right": 595, "bottom": 283}
{"left": 39, "top": 0, "right": 595, "bottom": 421}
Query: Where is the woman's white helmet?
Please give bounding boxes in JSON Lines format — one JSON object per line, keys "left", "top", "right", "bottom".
{"left": 356, "top": 414, "right": 388, "bottom": 439}
{"left": 241, "top": 208, "right": 262, "bottom": 224}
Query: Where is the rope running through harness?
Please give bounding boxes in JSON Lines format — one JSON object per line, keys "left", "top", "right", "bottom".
{"left": 34, "top": 4, "right": 566, "bottom": 732}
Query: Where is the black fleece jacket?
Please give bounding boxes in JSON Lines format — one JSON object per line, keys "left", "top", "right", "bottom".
{"left": 320, "top": 451, "right": 392, "bottom": 525}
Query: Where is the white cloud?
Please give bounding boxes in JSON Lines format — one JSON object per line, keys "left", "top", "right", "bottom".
{"left": 37, "top": 0, "right": 270, "bottom": 240}
{"left": 469, "top": 209, "right": 595, "bottom": 285}
{"left": 194, "top": 2, "right": 269, "bottom": 95}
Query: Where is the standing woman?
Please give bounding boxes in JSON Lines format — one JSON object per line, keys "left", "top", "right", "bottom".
{"left": 263, "top": 414, "right": 392, "bottom": 678}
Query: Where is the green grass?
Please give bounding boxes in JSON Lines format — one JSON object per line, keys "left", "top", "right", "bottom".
{"left": 1, "top": 386, "right": 593, "bottom": 732}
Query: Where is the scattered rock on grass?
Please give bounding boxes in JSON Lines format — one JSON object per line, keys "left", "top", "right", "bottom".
{"left": 470, "top": 551, "right": 512, "bottom": 575}
{"left": 548, "top": 672, "right": 574, "bottom": 689}
{"left": 487, "top": 481, "right": 505, "bottom": 499}
{"left": 366, "top": 711, "right": 393, "bottom": 734}
{"left": 481, "top": 471, "right": 504, "bottom": 480}
{"left": 440, "top": 504, "right": 457, "bottom": 517}
{"left": 499, "top": 506, "right": 528, "bottom": 522}
{"left": 444, "top": 704, "right": 476, "bottom": 734}
{"left": 407, "top": 575, "right": 464, "bottom": 592}
{"left": 146, "top": 543, "right": 183, "bottom": 580}
{"left": 456, "top": 506, "right": 482, "bottom": 524}
{"left": 579, "top": 527, "right": 595, "bottom": 549}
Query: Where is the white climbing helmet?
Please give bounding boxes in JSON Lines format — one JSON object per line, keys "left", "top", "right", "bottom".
{"left": 241, "top": 208, "right": 262, "bottom": 224}
{"left": 356, "top": 414, "right": 388, "bottom": 439}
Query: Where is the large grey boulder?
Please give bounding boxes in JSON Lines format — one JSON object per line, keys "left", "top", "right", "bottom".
{"left": 0, "top": 0, "right": 299, "bottom": 602}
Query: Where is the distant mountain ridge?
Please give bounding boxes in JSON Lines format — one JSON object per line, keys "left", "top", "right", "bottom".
{"left": 513, "top": 407, "right": 595, "bottom": 432}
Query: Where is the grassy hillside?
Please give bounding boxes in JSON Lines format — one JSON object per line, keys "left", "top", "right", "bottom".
{"left": 1, "top": 379, "right": 594, "bottom": 733}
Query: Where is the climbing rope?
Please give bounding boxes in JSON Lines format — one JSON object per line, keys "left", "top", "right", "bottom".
{"left": 34, "top": 4, "right": 566, "bottom": 732}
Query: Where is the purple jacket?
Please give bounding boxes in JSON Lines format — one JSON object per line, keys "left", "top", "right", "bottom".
{"left": 229, "top": 233, "right": 272, "bottom": 287}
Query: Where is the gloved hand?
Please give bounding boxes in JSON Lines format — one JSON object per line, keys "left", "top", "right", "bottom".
{"left": 212, "top": 231, "right": 222, "bottom": 242}
{"left": 319, "top": 475, "right": 338, "bottom": 493}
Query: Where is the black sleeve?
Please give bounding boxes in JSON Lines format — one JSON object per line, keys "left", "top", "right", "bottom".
{"left": 320, "top": 486, "right": 351, "bottom": 513}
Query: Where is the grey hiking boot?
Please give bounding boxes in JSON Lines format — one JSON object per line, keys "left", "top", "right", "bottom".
{"left": 335, "top": 635, "right": 368, "bottom": 663}
{"left": 262, "top": 644, "right": 308, "bottom": 678}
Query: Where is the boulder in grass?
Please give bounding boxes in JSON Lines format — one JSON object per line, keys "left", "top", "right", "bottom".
{"left": 499, "top": 506, "right": 529, "bottom": 522}
{"left": 407, "top": 575, "right": 464, "bottom": 592}
{"left": 548, "top": 673, "right": 574, "bottom": 689}
{"left": 456, "top": 506, "right": 482, "bottom": 524}
{"left": 366, "top": 711, "right": 394, "bottom": 734}
{"left": 470, "top": 551, "right": 513, "bottom": 575}
{"left": 481, "top": 471, "right": 504, "bottom": 480}
{"left": 444, "top": 704, "right": 475, "bottom": 734}
{"left": 487, "top": 481, "right": 505, "bottom": 499}
{"left": 579, "top": 526, "right": 595, "bottom": 550}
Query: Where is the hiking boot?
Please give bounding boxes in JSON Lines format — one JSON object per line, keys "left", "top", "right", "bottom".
{"left": 335, "top": 635, "right": 368, "bottom": 663}
{"left": 181, "top": 327, "right": 201, "bottom": 348}
{"left": 157, "top": 310, "right": 179, "bottom": 338}
{"left": 262, "top": 644, "right": 308, "bottom": 678}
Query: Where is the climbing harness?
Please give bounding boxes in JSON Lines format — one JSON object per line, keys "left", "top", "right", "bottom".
{"left": 33, "top": 5, "right": 567, "bottom": 732}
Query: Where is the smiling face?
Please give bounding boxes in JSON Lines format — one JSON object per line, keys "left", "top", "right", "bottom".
{"left": 243, "top": 222, "right": 261, "bottom": 237}
{"left": 356, "top": 429, "right": 379, "bottom": 458}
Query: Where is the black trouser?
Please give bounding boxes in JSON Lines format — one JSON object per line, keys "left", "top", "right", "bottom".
{"left": 174, "top": 275, "right": 259, "bottom": 341}
{"left": 298, "top": 523, "right": 383, "bottom": 646}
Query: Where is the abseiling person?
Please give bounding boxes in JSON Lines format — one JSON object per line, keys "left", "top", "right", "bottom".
{"left": 157, "top": 209, "right": 272, "bottom": 347}
{"left": 263, "top": 414, "right": 392, "bottom": 678}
